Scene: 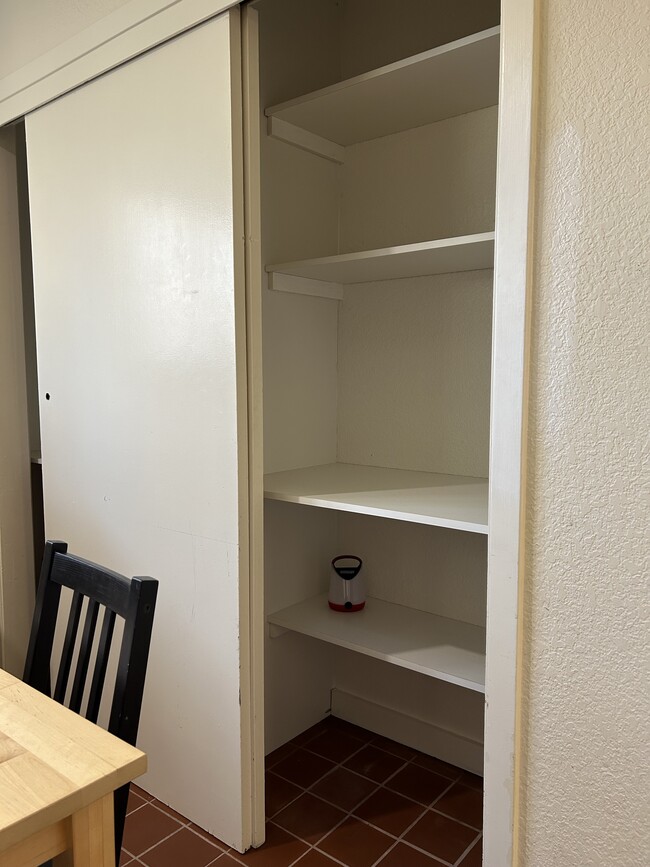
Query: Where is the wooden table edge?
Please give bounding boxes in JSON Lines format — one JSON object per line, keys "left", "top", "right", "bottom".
{"left": 0, "top": 753, "right": 146, "bottom": 855}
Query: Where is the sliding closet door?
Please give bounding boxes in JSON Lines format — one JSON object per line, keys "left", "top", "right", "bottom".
{"left": 26, "top": 10, "right": 253, "bottom": 850}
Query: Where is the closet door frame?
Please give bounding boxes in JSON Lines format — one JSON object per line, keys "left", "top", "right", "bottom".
{"left": 0, "top": 125, "right": 35, "bottom": 675}
{"left": 485, "top": 0, "right": 538, "bottom": 865}
{"left": 0, "top": 0, "right": 539, "bottom": 862}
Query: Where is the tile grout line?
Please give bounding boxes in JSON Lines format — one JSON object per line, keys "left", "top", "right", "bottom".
{"left": 369, "top": 837, "right": 401, "bottom": 867}
{"left": 125, "top": 801, "right": 149, "bottom": 819}
{"left": 310, "top": 843, "right": 353, "bottom": 867}
{"left": 452, "top": 831, "right": 482, "bottom": 867}
{"left": 268, "top": 734, "right": 389, "bottom": 834}
{"left": 148, "top": 798, "right": 193, "bottom": 827}
{"left": 388, "top": 786, "right": 456, "bottom": 867}
{"left": 268, "top": 729, "right": 481, "bottom": 863}
{"left": 366, "top": 833, "right": 450, "bottom": 867}
{"left": 385, "top": 771, "right": 480, "bottom": 867}
{"left": 324, "top": 753, "right": 469, "bottom": 865}
{"left": 301, "top": 730, "right": 464, "bottom": 786}
{"left": 127, "top": 795, "right": 233, "bottom": 860}
{"left": 272, "top": 763, "right": 454, "bottom": 863}
{"left": 128, "top": 824, "right": 191, "bottom": 862}
{"left": 430, "top": 804, "right": 483, "bottom": 833}
{"left": 266, "top": 725, "right": 471, "bottom": 825}
{"left": 304, "top": 757, "right": 458, "bottom": 828}
{"left": 134, "top": 723, "right": 481, "bottom": 864}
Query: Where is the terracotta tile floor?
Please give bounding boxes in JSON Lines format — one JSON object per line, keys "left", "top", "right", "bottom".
{"left": 121, "top": 717, "right": 482, "bottom": 867}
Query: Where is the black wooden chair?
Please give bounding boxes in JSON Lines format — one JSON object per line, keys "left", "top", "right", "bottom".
{"left": 23, "top": 540, "right": 158, "bottom": 865}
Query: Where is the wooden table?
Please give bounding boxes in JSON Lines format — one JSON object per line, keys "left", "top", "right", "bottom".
{"left": 0, "top": 667, "right": 146, "bottom": 866}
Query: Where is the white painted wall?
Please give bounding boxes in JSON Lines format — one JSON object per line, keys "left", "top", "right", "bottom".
{"left": 520, "top": 0, "right": 649, "bottom": 864}
{"left": 338, "top": 0, "right": 500, "bottom": 79}
{"left": 264, "top": 500, "right": 337, "bottom": 750}
{"left": 0, "top": 0, "right": 237, "bottom": 125}
{"left": 259, "top": 0, "right": 342, "bottom": 476}
{"left": 339, "top": 107, "right": 497, "bottom": 252}
{"left": 337, "top": 271, "right": 493, "bottom": 478}
{"left": 0, "top": 0, "right": 131, "bottom": 78}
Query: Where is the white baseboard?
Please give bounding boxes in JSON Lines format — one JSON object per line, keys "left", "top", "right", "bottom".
{"left": 330, "top": 688, "right": 484, "bottom": 775}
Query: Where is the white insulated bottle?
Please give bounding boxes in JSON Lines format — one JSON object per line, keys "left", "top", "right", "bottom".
{"left": 328, "top": 555, "right": 365, "bottom": 612}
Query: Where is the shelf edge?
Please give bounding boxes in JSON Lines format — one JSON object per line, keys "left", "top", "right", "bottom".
{"left": 263, "top": 490, "right": 489, "bottom": 535}
{"left": 265, "top": 26, "right": 501, "bottom": 118}
{"left": 267, "top": 595, "right": 486, "bottom": 693}
{"left": 266, "top": 232, "right": 495, "bottom": 277}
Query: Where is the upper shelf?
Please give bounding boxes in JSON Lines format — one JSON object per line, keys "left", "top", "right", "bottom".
{"left": 267, "top": 233, "right": 495, "bottom": 294}
{"left": 264, "top": 463, "right": 489, "bottom": 534}
{"left": 265, "top": 27, "right": 500, "bottom": 148}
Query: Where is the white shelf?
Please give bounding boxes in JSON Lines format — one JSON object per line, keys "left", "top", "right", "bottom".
{"left": 268, "top": 593, "right": 486, "bottom": 693}
{"left": 266, "top": 27, "right": 500, "bottom": 148}
{"left": 267, "top": 233, "right": 494, "bottom": 292}
{"left": 264, "top": 463, "right": 488, "bottom": 534}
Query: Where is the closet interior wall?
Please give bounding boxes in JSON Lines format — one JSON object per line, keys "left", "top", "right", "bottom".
{"left": 258, "top": 0, "right": 500, "bottom": 772}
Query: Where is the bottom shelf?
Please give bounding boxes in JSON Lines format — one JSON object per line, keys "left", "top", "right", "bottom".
{"left": 268, "top": 593, "right": 485, "bottom": 693}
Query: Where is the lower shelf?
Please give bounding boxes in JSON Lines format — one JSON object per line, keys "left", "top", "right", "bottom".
{"left": 267, "top": 593, "right": 486, "bottom": 693}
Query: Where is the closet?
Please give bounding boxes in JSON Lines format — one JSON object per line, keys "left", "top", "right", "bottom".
{"left": 7, "top": 0, "right": 536, "bottom": 859}
{"left": 255, "top": 0, "right": 499, "bottom": 776}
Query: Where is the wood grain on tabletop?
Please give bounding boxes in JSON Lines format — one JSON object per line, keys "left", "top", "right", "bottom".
{"left": 0, "top": 668, "right": 146, "bottom": 852}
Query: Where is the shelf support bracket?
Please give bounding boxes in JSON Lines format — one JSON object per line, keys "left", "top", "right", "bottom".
{"left": 268, "top": 272, "right": 344, "bottom": 300}
{"left": 267, "top": 116, "right": 345, "bottom": 164}
{"left": 267, "top": 622, "right": 289, "bottom": 639}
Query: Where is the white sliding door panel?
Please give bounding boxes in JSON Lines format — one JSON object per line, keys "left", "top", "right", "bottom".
{"left": 26, "top": 11, "right": 251, "bottom": 850}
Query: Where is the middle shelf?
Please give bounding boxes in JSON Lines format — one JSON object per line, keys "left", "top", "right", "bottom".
{"left": 264, "top": 463, "right": 489, "bottom": 534}
{"left": 267, "top": 232, "right": 495, "bottom": 296}
{"left": 268, "top": 593, "right": 486, "bottom": 693}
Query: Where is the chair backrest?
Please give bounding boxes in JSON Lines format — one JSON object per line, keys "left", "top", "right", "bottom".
{"left": 23, "top": 539, "right": 158, "bottom": 860}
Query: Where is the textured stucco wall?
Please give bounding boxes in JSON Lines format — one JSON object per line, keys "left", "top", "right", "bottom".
{"left": 521, "top": 0, "right": 649, "bottom": 864}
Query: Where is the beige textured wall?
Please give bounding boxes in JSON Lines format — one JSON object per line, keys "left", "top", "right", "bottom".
{"left": 521, "top": 0, "right": 649, "bottom": 864}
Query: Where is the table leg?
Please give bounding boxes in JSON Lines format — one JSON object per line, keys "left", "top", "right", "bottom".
{"left": 53, "top": 794, "right": 115, "bottom": 866}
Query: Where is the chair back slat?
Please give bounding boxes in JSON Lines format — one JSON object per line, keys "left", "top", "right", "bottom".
{"left": 51, "top": 552, "right": 133, "bottom": 618}
{"left": 69, "top": 598, "right": 100, "bottom": 713}
{"left": 24, "top": 540, "right": 158, "bottom": 865}
{"left": 23, "top": 540, "right": 68, "bottom": 696}
{"left": 86, "top": 607, "right": 116, "bottom": 724}
{"left": 109, "top": 578, "right": 158, "bottom": 746}
{"left": 54, "top": 590, "right": 83, "bottom": 703}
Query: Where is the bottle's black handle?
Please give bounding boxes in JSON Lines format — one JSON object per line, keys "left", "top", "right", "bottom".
{"left": 332, "top": 555, "right": 363, "bottom": 580}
